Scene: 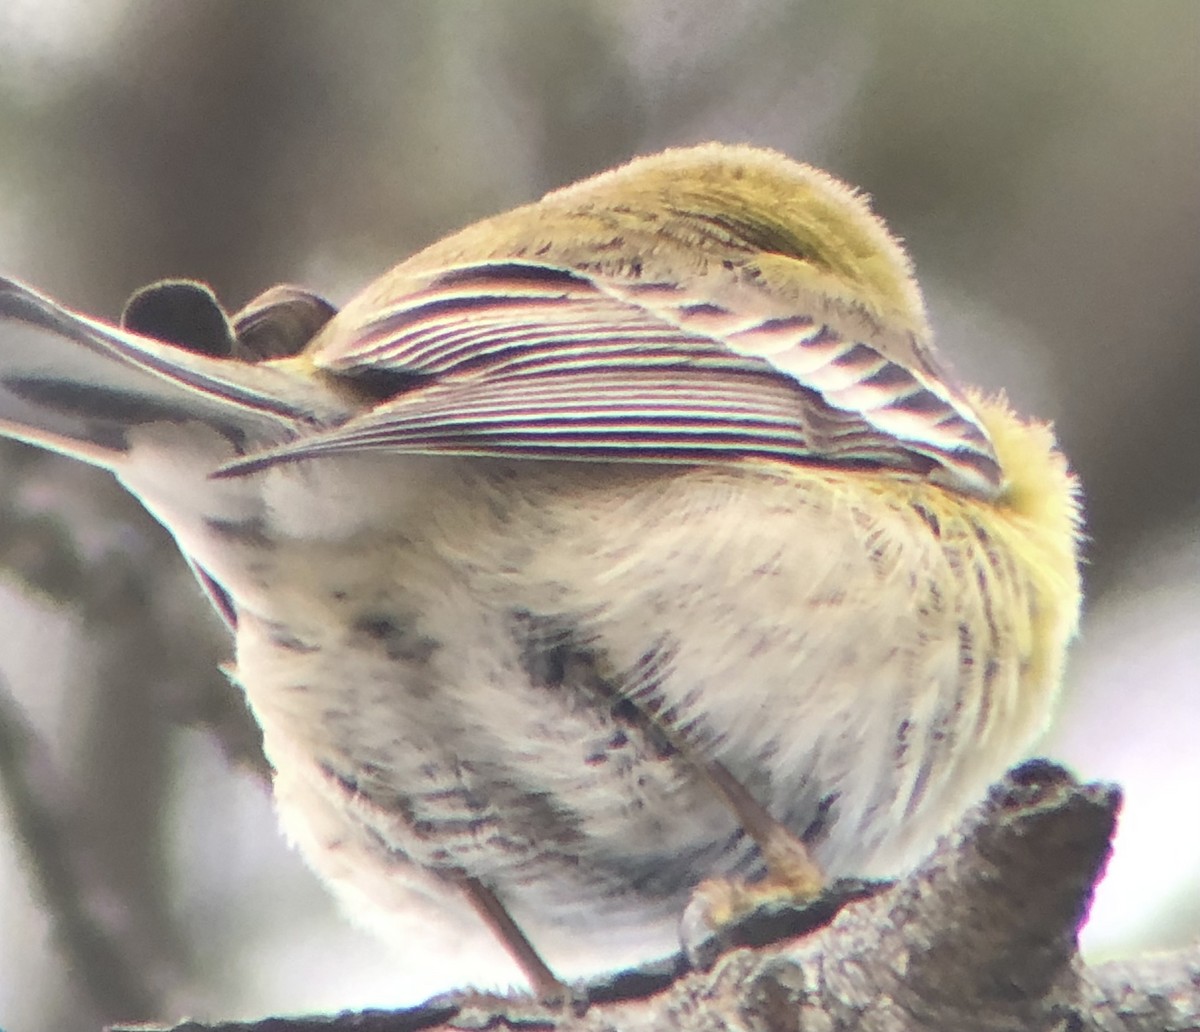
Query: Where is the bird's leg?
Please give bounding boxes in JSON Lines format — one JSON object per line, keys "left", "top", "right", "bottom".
{"left": 687, "top": 760, "right": 825, "bottom": 929}
{"left": 458, "top": 877, "right": 566, "bottom": 999}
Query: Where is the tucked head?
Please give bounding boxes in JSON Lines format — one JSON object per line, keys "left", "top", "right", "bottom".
{"left": 546, "top": 144, "right": 928, "bottom": 336}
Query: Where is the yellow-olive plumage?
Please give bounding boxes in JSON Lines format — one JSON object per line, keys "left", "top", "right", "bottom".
{"left": 0, "top": 144, "right": 1082, "bottom": 991}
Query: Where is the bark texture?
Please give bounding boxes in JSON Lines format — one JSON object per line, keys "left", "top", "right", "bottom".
{"left": 111, "top": 761, "right": 1200, "bottom": 1032}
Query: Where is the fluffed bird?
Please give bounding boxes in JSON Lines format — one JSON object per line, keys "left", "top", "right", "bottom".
{"left": 0, "top": 143, "right": 1083, "bottom": 994}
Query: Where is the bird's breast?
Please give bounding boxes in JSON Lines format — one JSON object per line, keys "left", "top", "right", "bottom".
{"left": 193, "top": 453, "right": 1074, "bottom": 976}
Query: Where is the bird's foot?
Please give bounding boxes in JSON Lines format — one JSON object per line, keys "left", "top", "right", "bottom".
{"left": 680, "top": 872, "right": 888, "bottom": 971}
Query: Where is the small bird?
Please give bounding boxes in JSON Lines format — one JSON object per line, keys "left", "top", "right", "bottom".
{"left": 0, "top": 144, "right": 1082, "bottom": 994}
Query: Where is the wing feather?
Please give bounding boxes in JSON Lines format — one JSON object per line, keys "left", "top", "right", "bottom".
{"left": 222, "top": 261, "right": 1001, "bottom": 496}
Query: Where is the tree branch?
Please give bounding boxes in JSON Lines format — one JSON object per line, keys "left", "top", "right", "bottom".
{"left": 110, "top": 761, "right": 1200, "bottom": 1032}
{"left": 0, "top": 677, "right": 159, "bottom": 1019}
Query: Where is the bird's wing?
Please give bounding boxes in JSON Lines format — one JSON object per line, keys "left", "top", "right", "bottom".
{"left": 219, "top": 261, "right": 1002, "bottom": 498}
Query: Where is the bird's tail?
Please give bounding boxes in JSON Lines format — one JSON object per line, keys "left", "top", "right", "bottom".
{"left": 0, "top": 276, "right": 338, "bottom": 471}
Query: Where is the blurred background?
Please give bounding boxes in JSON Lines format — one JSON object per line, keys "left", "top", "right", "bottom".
{"left": 0, "top": 2, "right": 1196, "bottom": 1029}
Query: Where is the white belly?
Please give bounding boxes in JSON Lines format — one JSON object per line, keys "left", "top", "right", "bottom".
{"left": 176, "top": 454, "right": 1063, "bottom": 980}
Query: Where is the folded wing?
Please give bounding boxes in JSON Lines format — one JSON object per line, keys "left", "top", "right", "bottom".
{"left": 222, "top": 261, "right": 1002, "bottom": 499}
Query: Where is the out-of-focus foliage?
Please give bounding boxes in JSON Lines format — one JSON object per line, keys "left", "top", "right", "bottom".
{"left": 0, "top": 2, "right": 1196, "bottom": 1030}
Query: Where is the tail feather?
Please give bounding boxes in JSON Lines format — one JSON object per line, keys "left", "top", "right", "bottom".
{"left": 0, "top": 276, "right": 338, "bottom": 470}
